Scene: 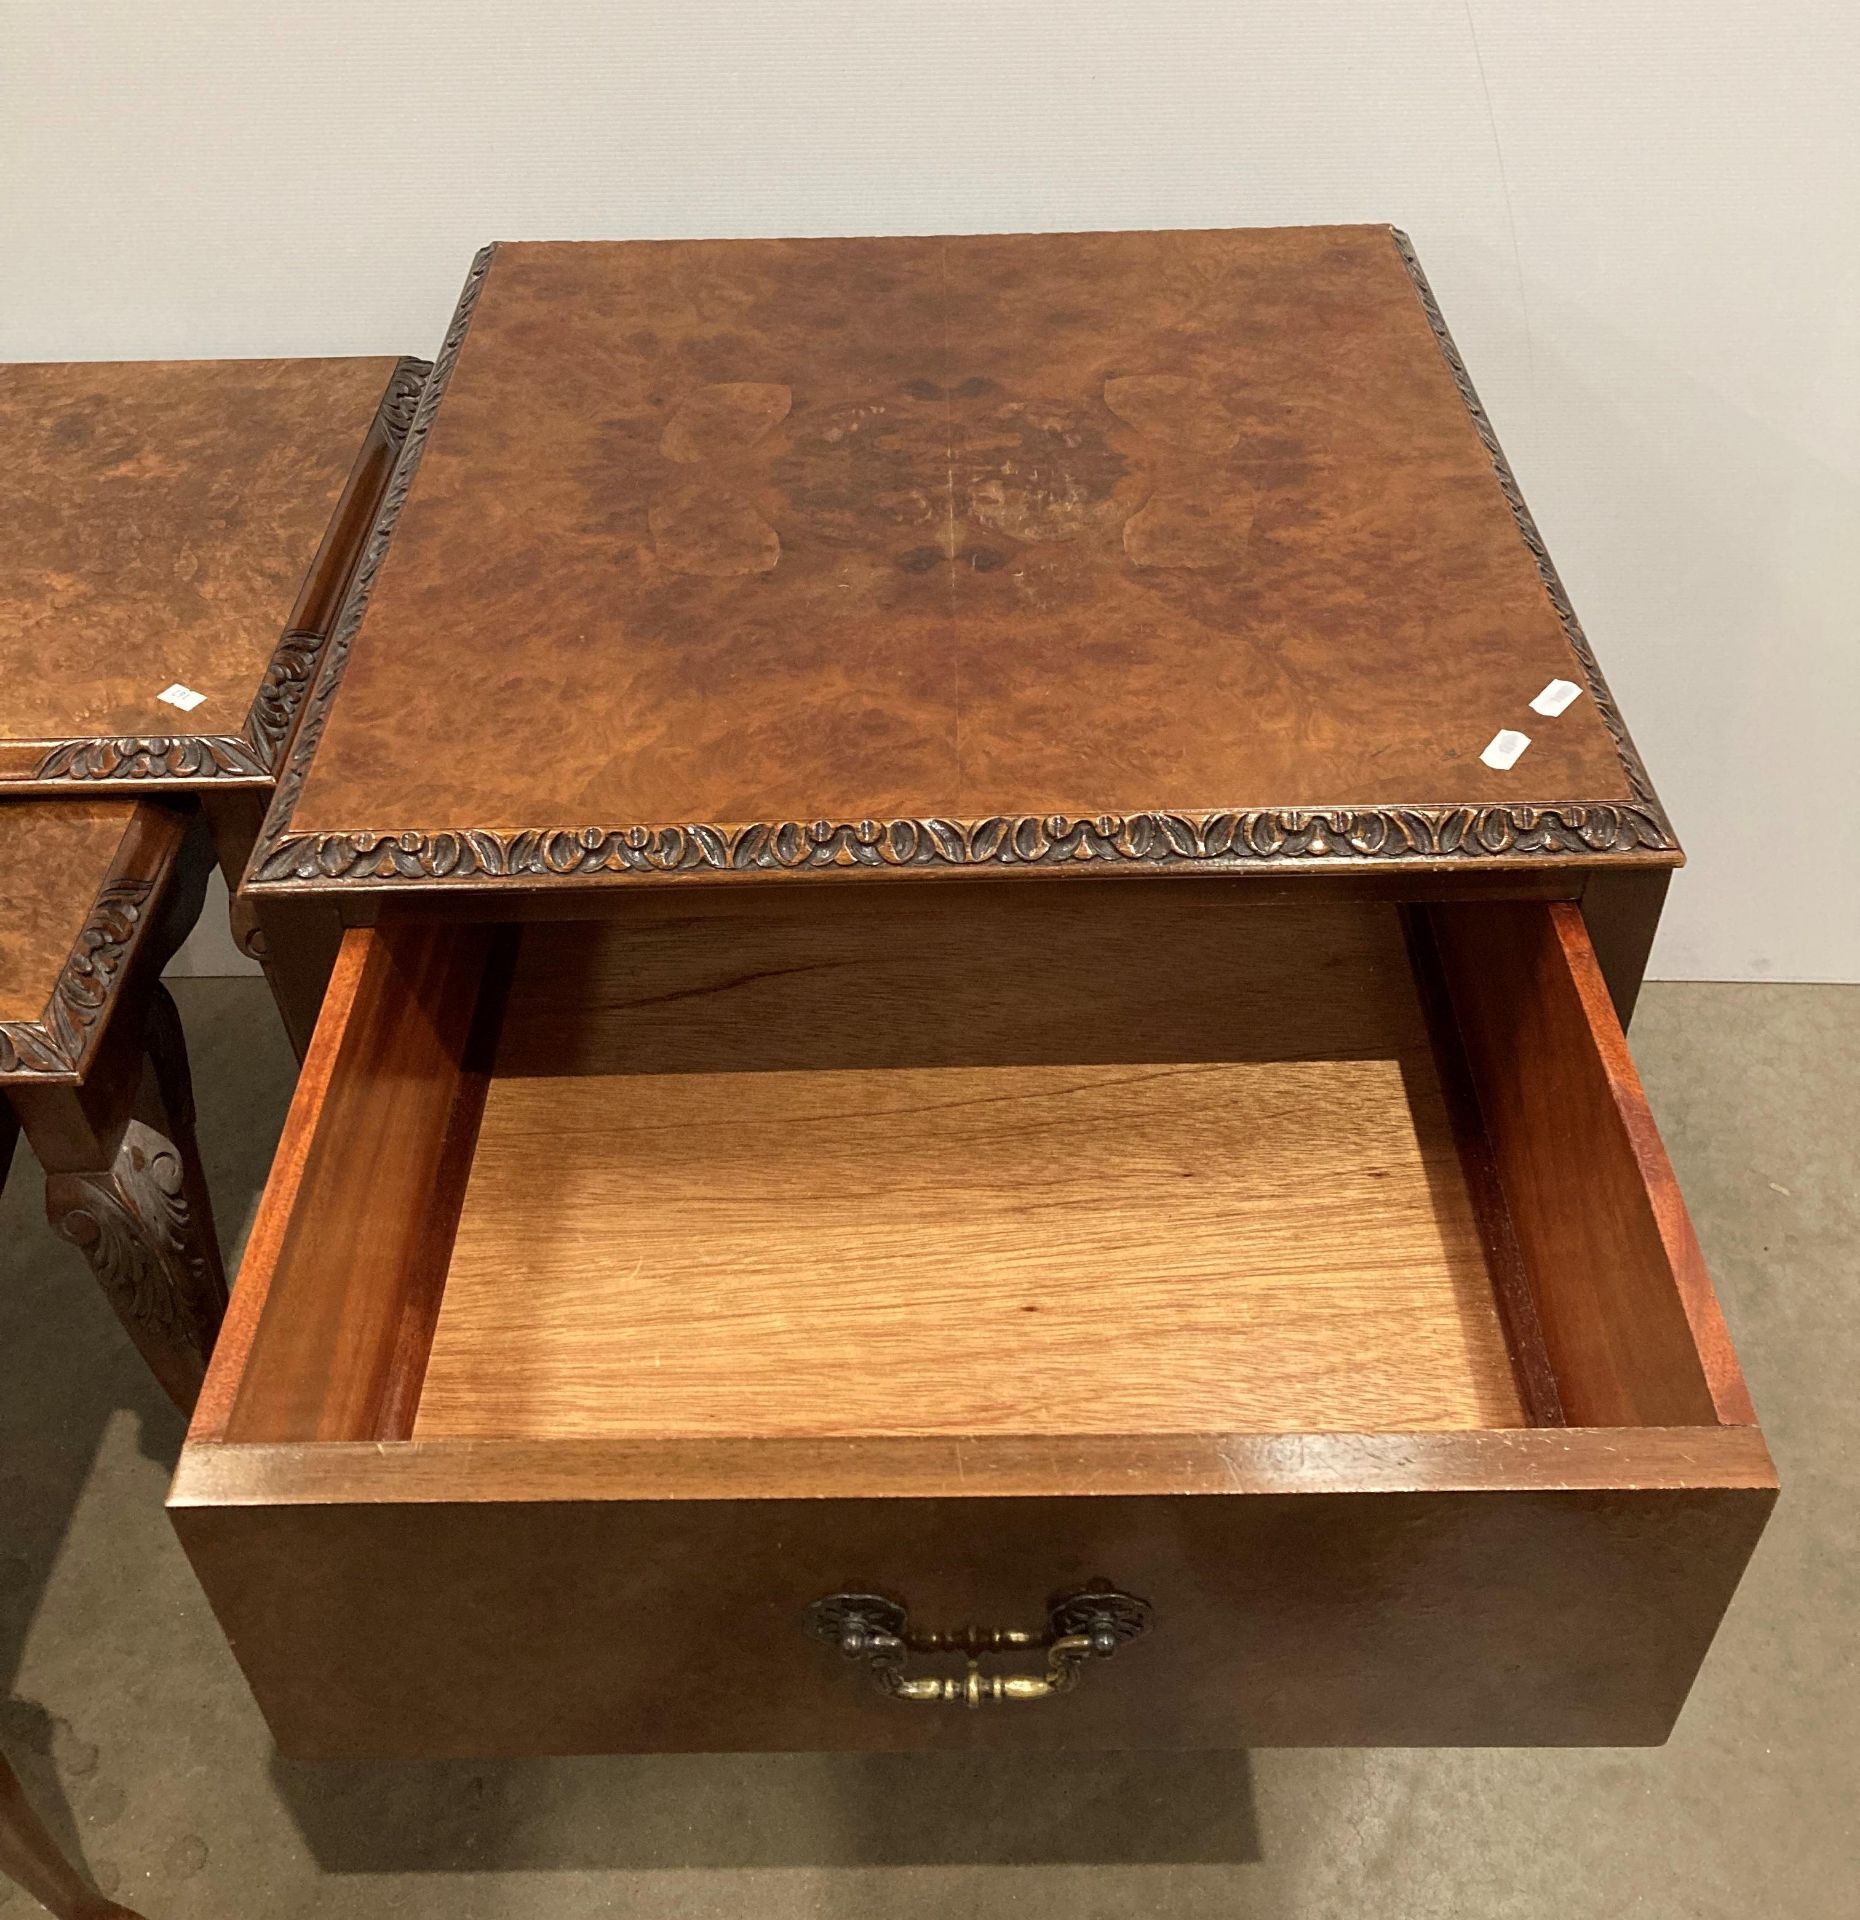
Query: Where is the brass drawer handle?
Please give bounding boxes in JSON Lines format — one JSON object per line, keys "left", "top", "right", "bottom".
{"left": 807, "top": 1581, "right": 1153, "bottom": 1707}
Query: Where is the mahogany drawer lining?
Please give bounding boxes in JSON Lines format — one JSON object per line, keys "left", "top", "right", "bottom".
{"left": 201, "top": 884, "right": 1751, "bottom": 1451}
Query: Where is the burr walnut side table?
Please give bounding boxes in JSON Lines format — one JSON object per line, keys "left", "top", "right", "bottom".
{"left": 0, "top": 354, "right": 429, "bottom": 1051}
{"left": 1, "top": 798, "right": 222, "bottom": 1410}
{"left": 176, "top": 226, "right": 1772, "bottom": 1759}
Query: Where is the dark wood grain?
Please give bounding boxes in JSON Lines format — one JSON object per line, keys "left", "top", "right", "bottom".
{"left": 0, "top": 352, "right": 426, "bottom": 1051}
{"left": 280, "top": 358, "right": 428, "bottom": 661}
{"left": 1430, "top": 899, "right": 1756, "bottom": 1427}
{"left": 243, "top": 859, "right": 1593, "bottom": 936}
{"left": 221, "top": 924, "right": 506, "bottom": 1441}
{"left": 248, "top": 228, "right": 1675, "bottom": 902}
{"left": 170, "top": 1426, "right": 1772, "bottom": 1757}
{"left": 238, "top": 893, "right": 346, "bottom": 1063}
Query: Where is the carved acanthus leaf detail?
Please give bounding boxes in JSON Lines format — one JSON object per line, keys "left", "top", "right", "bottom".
{"left": 0, "top": 1022, "right": 66, "bottom": 1075}
{"left": 0, "top": 878, "right": 152, "bottom": 1077}
{"left": 244, "top": 628, "right": 325, "bottom": 764}
{"left": 48, "top": 1119, "right": 219, "bottom": 1356}
{"left": 33, "top": 735, "right": 269, "bottom": 782}
{"left": 379, "top": 356, "right": 432, "bottom": 441}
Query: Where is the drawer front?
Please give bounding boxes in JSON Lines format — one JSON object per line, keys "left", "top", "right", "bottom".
{"left": 174, "top": 886, "right": 1774, "bottom": 1757}
{"left": 171, "top": 1435, "right": 1772, "bottom": 1758}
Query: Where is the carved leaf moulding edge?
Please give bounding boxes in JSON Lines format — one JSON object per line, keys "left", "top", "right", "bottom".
{"left": 24, "top": 353, "right": 434, "bottom": 787}
{"left": 252, "top": 802, "right": 1676, "bottom": 887}
{"left": 0, "top": 877, "right": 155, "bottom": 1079}
{"left": 29, "top": 733, "right": 271, "bottom": 783}
{"left": 249, "top": 236, "right": 1677, "bottom": 891}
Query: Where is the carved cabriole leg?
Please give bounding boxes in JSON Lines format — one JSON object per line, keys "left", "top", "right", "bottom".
{"left": 129, "top": 980, "right": 227, "bottom": 1370}
{"left": 0, "top": 1747, "right": 145, "bottom": 1920}
{"left": 42, "top": 1081, "right": 227, "bottom": 1414}
{"left": 34, "top": 1018, "right": 227, "bottom": 1413}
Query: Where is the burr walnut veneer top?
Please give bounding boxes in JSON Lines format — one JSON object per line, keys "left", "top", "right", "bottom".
{"left": 0, "top": 801, "right": 137, "bottom": 1023}
{"left": 0, "top": 797, "right": 188, "bottom": 1082}
{"left": 0, "top": 356, "right": 407, "bottom": 784}
{"left": 258, "top": 226, "right": 1667, "bottom": 893}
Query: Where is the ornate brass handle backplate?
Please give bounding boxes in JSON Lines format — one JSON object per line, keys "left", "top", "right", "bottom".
{"left": 807, "top": 1581, "right": 1153, "bottom": 1707}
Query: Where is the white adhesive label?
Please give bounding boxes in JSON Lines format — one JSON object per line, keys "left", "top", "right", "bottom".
{"left": 1530, "top": 678, "right": 1582, "bottom": 718}
{"left": 1480, "top": 728, "right": 1531, "bottom": 771}
{"left": 157, "top": 683, "right": 206, "bottom": 712}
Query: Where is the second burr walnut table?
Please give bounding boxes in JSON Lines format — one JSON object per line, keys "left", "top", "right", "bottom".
{"left": 0, "top": 353, "right": 429, "bottom": 1047}
{"left": 174, "top": 227, "right": 1773, "bottom": 1756}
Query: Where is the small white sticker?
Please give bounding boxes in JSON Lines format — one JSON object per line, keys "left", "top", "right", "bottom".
{"left": 1530, "top": 678, "right": 1582, "bottom": 718}
{"left": 1481, "top": 728, "right": 1532, "bottom": 771}
{"left": 157, "top": 683, "right": 206, "bottom": 712}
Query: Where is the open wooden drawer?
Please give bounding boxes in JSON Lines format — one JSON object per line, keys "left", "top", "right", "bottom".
{"left": 171, "top": 881, "right": 1773, "bottom": 1756}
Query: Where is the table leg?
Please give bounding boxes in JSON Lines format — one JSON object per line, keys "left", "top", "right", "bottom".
{"left": 200, "top": 788, "right": 337, "bottom": 1060}
{"left": 35, "top": 990, "right": 227, "bottom": 1414}
{"left": 230, "top": 891, "right": 340, "bottom": 1063}
{"left": 1578, "top": 866, "right": 1671, "bottom": 1030}
{"left": 0, "top": 1747, "right": 146, "bottom": 1920}
{"left": 8, "top": 821, "right": 228, "bottom": 1415}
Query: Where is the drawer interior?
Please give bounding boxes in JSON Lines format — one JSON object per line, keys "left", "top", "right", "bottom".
{"left": 423, "top": 893, "right": 1519, "bottom": 1439}
{"left": 206, "top": 883, "right": 1752, "bottom": 1447}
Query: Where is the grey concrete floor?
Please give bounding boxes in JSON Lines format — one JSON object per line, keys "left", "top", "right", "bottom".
{"left": 1, "top": 977, "right": 1855, "bottom": 1918}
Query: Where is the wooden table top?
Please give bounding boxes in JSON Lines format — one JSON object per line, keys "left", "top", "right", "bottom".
{"left": 0, "top": 798, "right": 183, "bottom": 1079}
{"left": 0, "top": 356, "right": 424, "bottom": 789}
{"left": 250, "top": 227, "right": 1674, "bottom": 898}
